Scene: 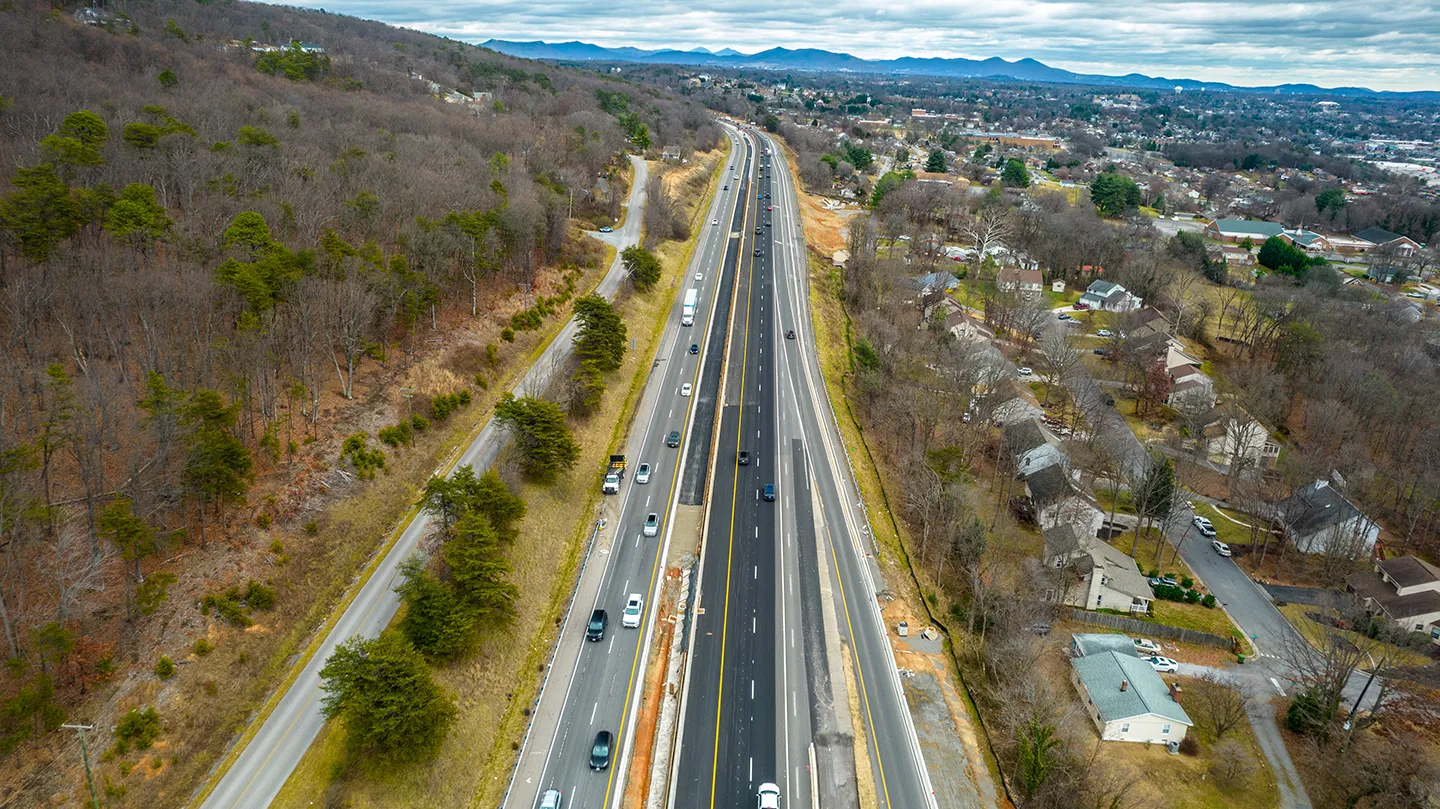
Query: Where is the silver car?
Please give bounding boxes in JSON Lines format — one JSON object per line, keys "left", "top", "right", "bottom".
{"left": 538, "top": 788, "right": 562, "bottom": 809}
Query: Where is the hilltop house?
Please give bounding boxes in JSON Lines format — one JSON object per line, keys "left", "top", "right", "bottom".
{"left": 1198, "top": 407, "right": 1280, "bottom": 471}
{"left": 1277, "top": 478, "right": 1379, "bottom": 558}
{"left": 1346, "top": 556, "right": 1440, "bottom": 645}
{"left": 1071, "top": 652, "right": 1193, "bottom": 743}
{"left": 1078, "top": 280, "right": 1142, "bottom": 313}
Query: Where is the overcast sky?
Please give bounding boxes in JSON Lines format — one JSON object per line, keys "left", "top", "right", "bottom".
{"left": 283, "top": 0, "right": 1440, "bottom": 92}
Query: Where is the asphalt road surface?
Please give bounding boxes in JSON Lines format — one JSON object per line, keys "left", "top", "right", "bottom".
{"left": 198, "top": 156, "right": 651, "bottom": 809}
{"left": 672, "top": 130, "right": 939, "bottom": 809}
{"left": 505, "top": 127, "right": 753, "bottom": 809}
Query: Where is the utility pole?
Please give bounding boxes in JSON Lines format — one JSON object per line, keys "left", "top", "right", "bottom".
{"left": 61, "top": 723, "right": 99, "bottom": 809}
{"left": 399, "top": 387, "right": 416, "bottom": 423}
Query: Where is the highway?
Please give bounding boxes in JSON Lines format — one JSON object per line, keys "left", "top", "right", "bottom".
{"left": 672, "top": 131, "right": 940, "bottom": 809}
{"left": 196, "top": 156, "right": 653, "bottom": 809}
{"left": 505, "top": 125, "right": 752, "bottom": 809}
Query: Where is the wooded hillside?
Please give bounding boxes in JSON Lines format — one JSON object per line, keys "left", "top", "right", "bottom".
{"left": 0, "top": 1, "right": 717, "bottom": 802}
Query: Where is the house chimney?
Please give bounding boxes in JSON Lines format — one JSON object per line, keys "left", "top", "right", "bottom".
{"left": 1120, "top": 680, "right": 1128, "bottom": 692}
{"left": 1169, "top": 682, "right": 1181, "bottom": 701}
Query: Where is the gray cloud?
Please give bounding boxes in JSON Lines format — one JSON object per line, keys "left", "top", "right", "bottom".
{"left": 276, "top": 0, "right": 1440, "bottom": 91}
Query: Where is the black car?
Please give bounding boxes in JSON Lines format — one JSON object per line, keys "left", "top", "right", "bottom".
{"left": 667, "top": 430, "right": 681, "bottom": 448}
{"left": 785, "top": 329, "right": 795, "bottom": 340}
{"left": 586, "top": 609, "right": 607, "bottom": 641}
{"left": 763, "top": 483, "right": 776, "bottom": 502}
{"left": 689, "top": 343, "right": 699, "bottom": 355}
{"left": 753, "top": 248, "right": 762, "bottom": 256}
{"left": 589, "top": 730, "right": 613, "bottom": 771}
{"left": 738, "top": 450, "right": 750, "bottom": 466}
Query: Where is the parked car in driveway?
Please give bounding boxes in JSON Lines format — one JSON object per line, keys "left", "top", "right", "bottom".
{"left": 598, "top": 226, "right": 613, "bottom": 233}
{"left": 1149, "top": 576, "right": 1179, "bottom": 589}
{"left": 1096, "top": 329, "right": 1113, "bottom": 337}
{"left": 1132, "top": 637, "right": 1162, "bottom": 654}
{"left": 1017, "top": 366, "right": 1033, "bottom": 376}
{"left": 1212, "top": 540, "right": 1232, "bottom": 557}
{"left": 1057, "top": 312, "right": 1072, "bottom": 321}
{"left": 1192, "top": 516, "right": 1217, "bottom": 537}
{"left": 1144, "top": 655, "right": 1179, "bottom": 673}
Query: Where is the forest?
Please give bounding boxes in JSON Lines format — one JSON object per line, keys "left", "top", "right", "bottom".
{"left": 0, "top": 0, "right": 716, "bottom": 803}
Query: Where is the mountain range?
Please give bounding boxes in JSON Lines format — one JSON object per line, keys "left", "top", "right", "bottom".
{"left": 482, "top": 40, "right": 1439, "bottom": 100}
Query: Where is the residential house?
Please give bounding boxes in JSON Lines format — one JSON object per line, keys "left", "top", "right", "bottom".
{"left": 1367, "top": 265, "right": 1410, "bottom": 284}
{"left": 1199, "top": 407, "right": 1279, "bottom": 471}
{"left": 997, "top": 267, "right": 1044, "bottom": 299}
{"left": 1220, "top": 246, "right": 1257, "bottom": 266}
{"left": 945, "top": 309, "right": 995, "bottom": 345}
{"left": 1070, "top": 633, "right": 1142, "bottom": 659}
{"left": 1277, "top": 478, "right": 1380, "bottom": 558}
{"left": 909, "top": 270, "right": 961, "bottom": 295}
{"left": 1166, "top": 365, "right": 1216, "bottom": 411}
{"left": 1043, "top": 525, "right": 1152, "bottom": 614}
{"left": 1355, "top": 226, "right": 1423, "bottom": 257}
{"left": 1345, "top": 556, "right": 1440, "bottom": 644}
{"left": 1071, "top": 651, "right": 1193, "bottom": 743}
{"left": 1006, "top": 419, "right": 1065, "bottom": 478}
{"left": 1125, "top": 307, "right": 1172, "bottom": 340}
{"left": 1052, "top": 279, "right": 1067, "bottom": 293}
{"left": 1078, "top": 280, "right": 1142, "bottom": 312}
{"left": 74, "top": 7, "right": 115, "bottom": 24}
{"left": 661, "top": 146, "right": 683, "bottom": 163}
{"left": 1283, "top": 229, "right": 1332, "bottom": 254}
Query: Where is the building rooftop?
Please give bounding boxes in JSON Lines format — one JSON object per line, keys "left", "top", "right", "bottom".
{"left": 1073, "top": 651, "right": 1193, "bottom": 726}
{"left": 1377, "top": 555, "right": 1440, "bottom": 589}
{"left": 1347, "top": 570, "right": 1440, "bottom": 620}
{"left": 1071, "top": 633, "right": 1141, "bottom": 658}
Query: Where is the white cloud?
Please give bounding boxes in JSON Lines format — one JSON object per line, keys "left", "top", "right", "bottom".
{"left": 269, "top": 0, "right": 1440, "bottom": 91}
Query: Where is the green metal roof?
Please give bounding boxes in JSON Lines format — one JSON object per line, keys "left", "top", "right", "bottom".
{"left": 1073, "top": 651, "right": 1193, "bottom": 726}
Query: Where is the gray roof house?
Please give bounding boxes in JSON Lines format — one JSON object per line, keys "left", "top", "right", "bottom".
{"left": 1071, "top": 651, "right": 1192, "bottom": 743}
{"left": 1346, "top": 556, "right": 1440, "bottom": 645}
{"left": 1355, "top": 226, "right": 1422, "bottom": 256}
{"left": 1070, "top": 632, "right": 1142, "bottom": 659}
{"left": 1078, "top": 280, "right": 1142, "bottom": 313}
{"left": 1277, "top": 479, "right": 1379, "bottom": 558}
{"left": 909, "top": 271, "right": 961, "bottom": 294}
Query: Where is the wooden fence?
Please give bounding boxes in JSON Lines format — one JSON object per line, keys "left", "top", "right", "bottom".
{"left": 1068, "top": 609, "right": 1238, "bottom": 650}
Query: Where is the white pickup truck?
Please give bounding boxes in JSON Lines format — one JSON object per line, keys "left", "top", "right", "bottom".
{"left": 602, "top": 454, "right": 626, "bottom": 494}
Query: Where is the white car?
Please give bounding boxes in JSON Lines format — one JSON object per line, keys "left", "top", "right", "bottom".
{"left": 1144, "top": 655, "right": 1179, "bottom": 673}
{"left": 1017, "top": 366, "right": 1033, "bottom": 376}
{"left": 680, "top": 383, "right": 692, "bottom": 397}
{"left": 1192, "top": 516, "right": 1217, "bottom": 537}
{"left": 712, "top": 219, "right": 718, "bottom": 226}
{"left": 643, "top": 513, "right": 659, "bottom": 537}
{"left": 695, "top": 272, "right": 703, "bottom": 280}
{"left": 622, "top": 593, "right": 643, "bottom": 628}
{"left": 1213, "top": 540, "right": 1232, "bottom": 557}
{"left": 1096, "top": 329, "right": 1113, "bottom": 337}
{"left": 539, "top": 787, "right": 563, "bottom": 809}
{"left": 757, "top": 783, "right": 780, "bottom": 809}
{"left": 635, "top": 463, "right": 651, "bottom": 484}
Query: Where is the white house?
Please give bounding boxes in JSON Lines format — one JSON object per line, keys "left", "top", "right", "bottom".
{"left": 997, "top": 267, "right": 1044, "bottom": 299}
{"left": 1043, "top": 525, "right": 1152, "bottom": 614}
{"left": 1072, "top": 651, "right": 1192, "bottom": 743}
{"left": 1277, "top": 478, "right": 1379, "bottom": 558}
{"left": 1346, "top": 556, "right": 1440, "bottom": 645}
{"left": 1078, "top": 280, "right": 1142, "bottom": 312}
{"left": 1199, "top": 407, "right": 1279, "bottom": 471}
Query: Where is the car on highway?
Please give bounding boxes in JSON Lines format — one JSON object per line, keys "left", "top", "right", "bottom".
{"left": 767, "top": 205, "right": 773, "bottom": 211}
{"left": 598, "top": 226, "right": 613, "bottom": 233}
{"left": 754, "top": 247, "right": 762, "bottom": 256}
{"left": 1144, "top": 655, "right": 1179, "bottom": 673}
{"left": 642, "top": 513, "right": 659, "bottom": 537}
{"left": 667, "top": 430, "right": 681, "bottom": 448}
{"left": 723, "top": 185, "right": 728, "bottom": 190}
{"left": 1132, "top": 637, "right": 1162, "bottom": 654}
{"left": 785, "top": 329, "right": 795, "bottom": 339}
{"left": 1212, "top": 539, "right": 1232, "bottom": 557}
{"left": 712, "top": 219, "right": 718, "bottom": 226}
{"left": 1017, "top": 366, "right": 1033, "bottom": 376}
{"left": 689, "top": 343, "right": 699, "bottom": 355}
{"left": 589, "top": 730, "right": 613, "bottom": 770}
{"left": 765, "top": 220, "right": 771, "bottom": 227}
{"left": 738, "top": 450, "right": 750, "bottom": 465}
{"left": 1096, "top": 329, "right": 1113, "bottom": 337}
{"left": 763, "top": 483, "right": 776, "bottom": 501}
{"left": 756, "top": 227, "right": 762, "bottom": 234}
{"left": 1192, "top": 516, "right": 1217, "bottom": 537}
{"left": 758, "top": 783, "right": 781, "bottom": 809}
{"left": 635, "top": 463, "right": 651, "bottom": 484}
{"left": 586, "top": 609, "right": 607, "bottom": 641}
{"left": 680, "top": 383, "right": 692, "bottom": 397}
{"left": 623, "top": 593, "right": 643, "bottom": 628}
{"left": 695, "top": 272, "right": 703, "bottom": 280}
{"left": 538, "top": 787, "right": 563, "bottom": 809}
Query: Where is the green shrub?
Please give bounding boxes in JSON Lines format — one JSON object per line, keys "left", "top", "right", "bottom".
{"left": 270, "top": 538, "right": 284, "bottom": 554}
{"left": 135, "top": 572, "right": 177, "bottom": 616}
{"left": 304, "top": 520, "right": 319, "bottom": 536}
{"left": 474, "top": 374, "right": 488, "bottom": 390}
{"left": 1201, "top": 593, "right": 1217, "bottom": 609}
{"left": 193, "top": 638, "right": 213, "bottom": 657}
{"left": 1184, "top": 589, "right": 1202, "bottom": 604}
{"left": 201, "top": 591, "right": 251, "bottom": 627}
{"left": 340, "top": 432, "right": 385, "bottom": 479}
{"left": 500, "top": 327, "right": 515, "bottom": 342}
{"left": 245, "top": 579, "right": 276, "bottom": 611}
{"left": 378, "top": 422, "right": 411, "bottom": 447}
{"left": 154, "top": 656, "right": 175, "bottom": 680}
{"left": 1286, "top": 691, "right": 1329, "bottom": 735}
{"left": 410, "top": 414, "right": 429, "bottom": 432}
{"left": 113, "top": 707, "right": 161, "bottom": 754}
{"left": 255, "top": 513, "right": 271, "bottom": 529}
{"left": 1180, "top": 576, "right": 1194, "bottom": 590}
